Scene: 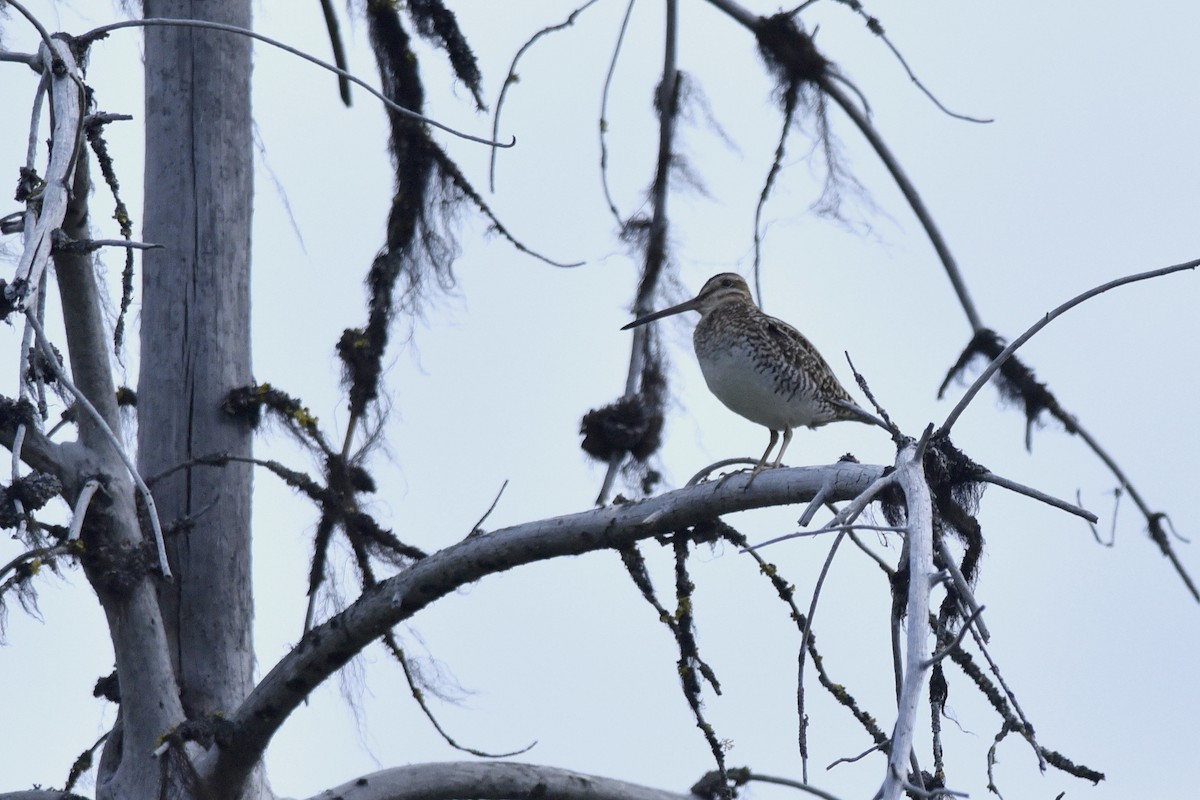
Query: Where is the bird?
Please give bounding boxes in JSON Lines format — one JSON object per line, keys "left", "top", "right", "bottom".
{"left": 622, "top": 272, "right": 878, "bottom": 469}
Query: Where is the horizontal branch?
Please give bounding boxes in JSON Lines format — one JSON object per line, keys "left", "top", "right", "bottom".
{"left": 980, "top": 470, "right": 1097, "bottom": 523}
{"left": 0, "top": 402, "right": 70, "bottom": 478}
{"left": 303, "top": 761, "right": 696, "bottom": 800}
{"left": 211, "top": 462, "right": 886, "bottom": 787}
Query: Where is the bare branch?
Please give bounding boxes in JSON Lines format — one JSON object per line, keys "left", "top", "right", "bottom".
{"left": 79, "top": 19, "right": 513, "bottom": 149}
{"left": 1, "top": 0, "right": 56, "bottom": 60}
{"left": 598, "top": 0, "right": 639, "bottom": 226}
{"left": 211, "top": 461, "right": 885, "bottom": 788}
{"left": 302, "top": 762, "right": 695, "bottom": 800}
{"left": 317, "top": 0, "right": 352, "bottom": 105}
{"left": 26, "top": 315, "right": 170, "bottom": 578}
{"left": 829, "top": 0, "right": 992, "bottom": 123}
{"left": 980, "top": 470, "right": 1097, "bottom": 523}
{"left": 51, "top": 233, "right": 163, "bottom": 253}
{"left": 596, "top": 0, "right": 682, "bottom": 504}
{"left": 704, "top": 0, "right": 759, "bottom": 29}
{"left": 0, "top": 50, "right": 40, "bottom": 66}
{"left": 938, "top": 259, "right": 1198, "bottom": 437}
{"left": 8, "top": 40, "right": 84, "bottom": 312}
{"left": 740, "top": 770, "right": 846, "bottom": 800}
{"left": 67, "top": 478, "right": 102, "bottom": 541}
{"left": 922, "top": 606, "right": 985, "bottom": 668}
{"left": 879, "top": 442, "right": 935, "bottom": 800}
{"left": 797, "top": 531, "right": 845, "bottom": 781}
{"left": 935, "top": 537, "right": 989, "bottom": 643}
{"left": 490, "top": 0, "right": 602, "bottom": 192}
{"left": 467, "top": 479, "right": 509, "bottom": 536}
{"left": 820, "top": 79, "right": 983, "bottom": 331}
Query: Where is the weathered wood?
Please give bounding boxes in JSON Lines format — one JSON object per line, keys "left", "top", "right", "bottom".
{"left": 138, "top": 1, "right": 258, "bottom": 797}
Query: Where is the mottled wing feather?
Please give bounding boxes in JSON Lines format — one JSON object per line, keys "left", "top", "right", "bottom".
{"left": 760, "top": 313, "right": 855, "bottom": 408}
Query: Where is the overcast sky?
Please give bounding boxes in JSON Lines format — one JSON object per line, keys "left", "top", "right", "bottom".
{"left": 1, "top": 2, "right": 1198, "bottom": 799}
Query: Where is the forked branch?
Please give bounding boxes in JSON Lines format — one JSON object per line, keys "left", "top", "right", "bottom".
{"left": 209, "top": 461, "right": 885, "bottom": 789}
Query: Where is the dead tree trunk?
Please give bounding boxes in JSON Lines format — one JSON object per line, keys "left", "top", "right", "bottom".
{"left": 139, "top": 0, "right": 259, "bottom": 796}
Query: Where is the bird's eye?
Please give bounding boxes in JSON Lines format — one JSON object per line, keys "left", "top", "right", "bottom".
{"left": 721, "top": 278, "right": 733, "bottom": 287}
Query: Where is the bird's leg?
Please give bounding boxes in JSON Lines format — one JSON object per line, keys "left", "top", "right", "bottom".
{"left": 755, "top": 429, "right": 780, "bottom": 470}
{"left": 746, "top": 429, "right": 782, "bottom": 490}
{"left": 771, "top": 427, "right": 794, "bottom": 468}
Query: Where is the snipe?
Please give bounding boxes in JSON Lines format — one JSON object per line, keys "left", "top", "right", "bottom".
{"left": 623, "top": 273, "right": 875, "bottom": 468}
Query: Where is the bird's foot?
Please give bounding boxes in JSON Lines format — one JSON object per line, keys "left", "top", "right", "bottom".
{"left": 743, "top": 460, "right": 778, "bottom": 490}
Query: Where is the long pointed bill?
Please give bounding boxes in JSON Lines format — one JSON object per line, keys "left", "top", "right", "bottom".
{"left": 621, "top": 297, "right": 703, "bottom": 330}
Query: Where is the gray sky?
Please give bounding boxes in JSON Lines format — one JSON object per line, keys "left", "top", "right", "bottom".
{"left": 2, "top": 2, "right": 1198, "bottom": 799}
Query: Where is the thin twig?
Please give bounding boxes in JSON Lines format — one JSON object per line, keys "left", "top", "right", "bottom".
{"left": 939, "top": 259, "right": 1199, "bottom": 436}
{"left": 1070, "top": 416, "right": 1198, "bottom": 600}
{"left": 0, "top": 541, "right": 76, "bottom": 586}
{"left": 743, "top": 771, "right": 847, "bottom": 800}
{"left": 490, "top": 0, "right": 602, "bottom": 192}
{"left": 922, "top": 605, "right": 985, "bottom": 668}
{"left": 796, "top": 531, "right": 845, "bottom": 782}
{"left": 2, "top": 0, "right": 56, "bottom": 60}
{"left": 26, "top": 314, "right": 170, "bottom": 578}
{"left": 467, "top": 480, "right": 509, "bottom": 535}
{"left": 1080, "top": 489, "right": 1116, "bottom": 547}
{"left": 52, "top": 236, "right": 163, "bottom": 253}
{"left": 827, "top": 741, "right": 886, "bottom": 770}
{"left": 847, "top": 530, "right": 895, "bottom": 574}
{"left": 80, "top": 19, "right": 513, "bottom": 148}
{"left": 598, "top": 0, "right": 640, "bottom": 225}
{"left": 960, "top": 612, "right": 1046, "bottom": 771}
{"left": 752, "top": 82, "right": 799, "bottom": 308}
{"left": 748, "top": 472, "right": 895, "bottom": 550}
{"left": 935, "top": 537, "right": 990, "bottom": 643}
{"left": 686, "top": 457, "right": 760, "bottom": 487}
{"left": 317, "top": 0, "right": 352, "bottom": 105}
{"left": 380, "top": 632, "right": 536, "bottom": 758}
{"left": 768, "top": 524, "right": 906, "bottom": 540}
{"left": 830, "top": 0, "right": 992, "bottom": 123}
{"left": 981, "top": 470, "right": 1097, "bottom": 523}
{"left": 704, "top": 0, "right": 758, "bottom": 28}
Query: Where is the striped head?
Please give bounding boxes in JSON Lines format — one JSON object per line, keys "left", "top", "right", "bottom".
{"left": 622, "top": 273, "right": 755, "bottom": 329}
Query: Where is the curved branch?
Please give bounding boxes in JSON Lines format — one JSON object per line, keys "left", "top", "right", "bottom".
{"left": 701, "top": 0, "right": 983, "bottom": 332}
{"left": 1, "top": 0, "right": 56, "bottom": 61}
{"left": 938, "top": 259, "right": 1198, "bottom": 436}
{"left": 302, "top": 762, "right": 696, "bottom": 800}
{"left": 598, "top": 0, "right": 639, "bottom": 226}
{"left": 490, "top": 0, "right": 602, "bottom": 191}
{"left": 212, "top": 461, "right": 885, "bottom": 788}
{"left": 79, "top": 19, "right": 512, "bottom": 148}
{"left": 8, "top": 40, "right": 84, "bottom": 310}
{"left": 819, "top": 78, "right": 983, "bottom": 331}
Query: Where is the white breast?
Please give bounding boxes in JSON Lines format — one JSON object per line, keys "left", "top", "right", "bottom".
{"left": 696, "top": 343, "right": 825, "bottom": 430}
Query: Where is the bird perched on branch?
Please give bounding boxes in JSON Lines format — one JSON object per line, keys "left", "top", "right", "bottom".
{"left": 623, "top": 272, "right": 880, "bottom": 469}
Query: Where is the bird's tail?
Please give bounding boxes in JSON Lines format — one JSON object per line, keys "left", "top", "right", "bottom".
{"left": 835, "top": 399, "right": 892, "bottom": 433}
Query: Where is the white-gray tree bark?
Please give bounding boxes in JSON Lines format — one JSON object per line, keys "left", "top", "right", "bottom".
{"left": 137, "top": 0, "right": 257, "bottom": 797}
